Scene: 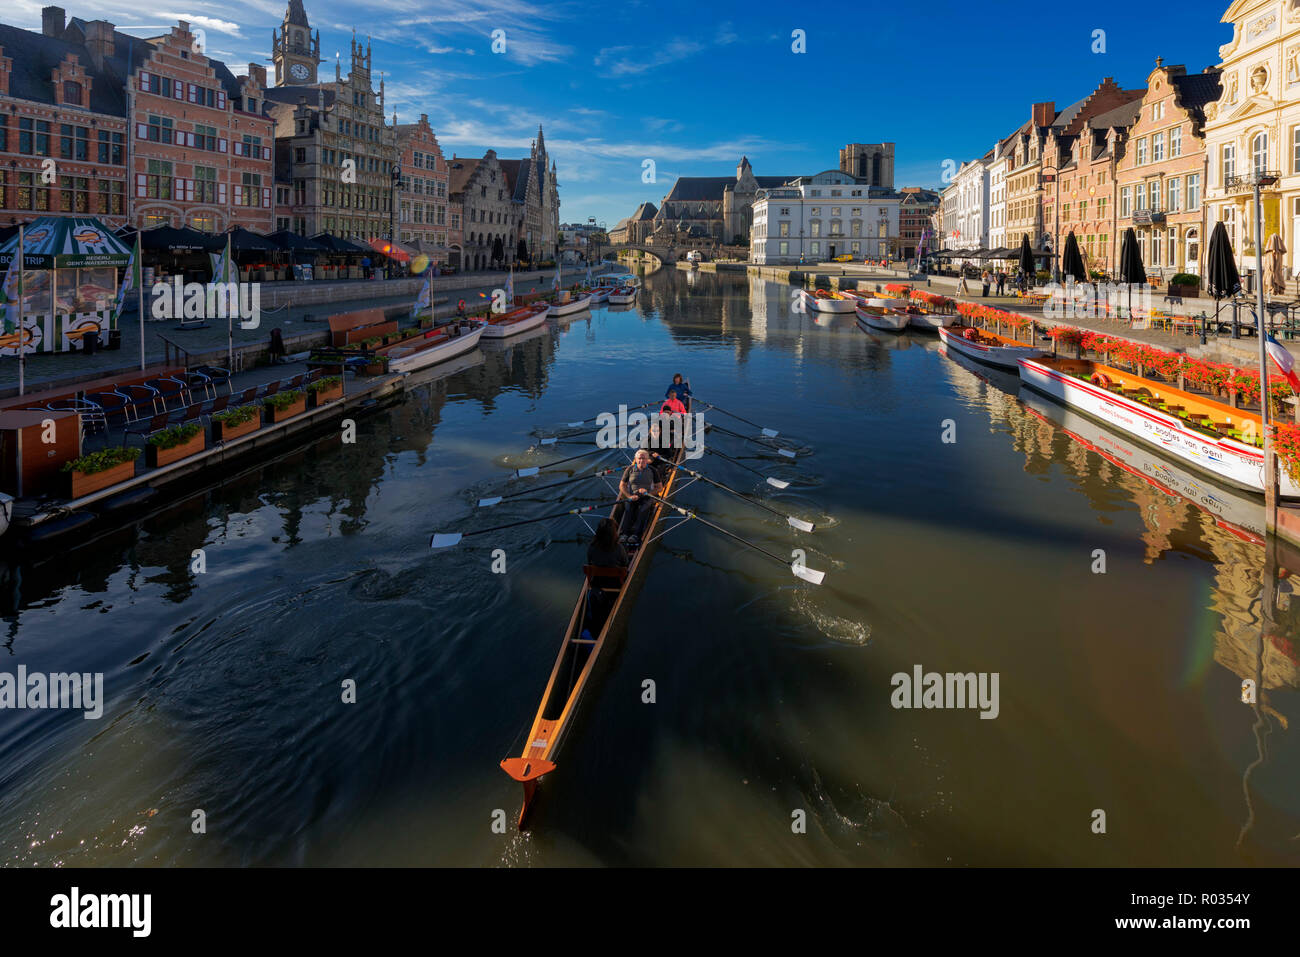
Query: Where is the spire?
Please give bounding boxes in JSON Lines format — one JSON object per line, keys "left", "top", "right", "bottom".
{"left": 285, "top": 0, "right": 309, "bottom": 28}
{"left": 536, "top": 124, "right": 545, "bottom": 154}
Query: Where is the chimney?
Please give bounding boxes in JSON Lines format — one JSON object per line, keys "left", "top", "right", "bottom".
{"left": 1031, "top": 101, "right": 1055, "bottom": 127}
{"left": 42, "top": 6, "right": 65, "bottom": 37}
{"left": 85, "top": 20, "right": 114, "bottom": 71}
{"left": 248, "top": 63, "right": 267, "bottom": 87}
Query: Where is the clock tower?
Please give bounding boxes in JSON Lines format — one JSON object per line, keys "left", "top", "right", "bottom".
{"left": 272, "top": 0, "right": 320, "bottom": 86}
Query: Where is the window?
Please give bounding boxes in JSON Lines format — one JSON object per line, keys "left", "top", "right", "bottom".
{"left": 238, "top": 172, "right": 261, "bottom": 207}
{"left": 194, "top": 165, "right": 218, "bottom": 203}
{"left": 58, "top": 175, "right": 88, "bottom": 213}
{"left": 193, "top": 124, "right": 217, "bottom": 152}
{"left": 241, "top": 134, "right": 262, "bottom": 155}
{"left": 1167, "top": 177, "right": 1180, "bottom": 211}
{"left": 811, "top": 241, "right": 820, "bottom": 255}
{"left": 1152, "top": 228, "right": 1162, "bottom": 265}
{"left": 1152, "top": 101, "right": 1164, "bottom": 121}
{"left": 779, "top": 240, "right": 789, "bottom": 256}
{"left": 148, "top": 115, "right": 175, "bottom": 144}
{"left": 96, "top": 179, "right": 124, "bottom": 216}
{"left": 1153, "top": 132, "right": 1165, "bottom": 162}
{"left": 810, "top": 220, "right": 821, "bottom": 237}
{"left": 18, "top": 118, "right": 51, "bottom": 155}
{"left": 1187, "top": 172, "right": 1200, "bottom": 209}
{"left": 779, "top": 221, "right": 789, "bottom": 237}
{"left": 1148, "top": 181, "right": 1159, "bottom": 210}
{"left": 146, "top": 159, "right": 173, "bottom": 199}
{"left": 1170, "top": 127, "right": 1181, "bottom": 157}
{"left": 143, "top": 74, "right": 173, "bottom": 98}
{"left": 1120, "top": 186, "right": 1132, "bottom": 216}
{"left": 63, "top": 80, "right": 82, "bottom": 105}
{"left": 1222, "top": 143, "right": 1235, "bottom": 184}
{"left": 1136, "top": 138, "right": 1148, "bottom": 165}
{"left": 60, "top": 124, "right": 89, "bottom": 161}
{"left": 295, "top": 147, "right": 306, "bottom": 163}
{"left": 1252, "top": 131, "right": 1268, "bottom": 173}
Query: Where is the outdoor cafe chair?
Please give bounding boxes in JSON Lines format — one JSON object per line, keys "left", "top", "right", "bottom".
{"left": 83, "top": 390, "right": 134, "bottom": 427}
{"left": 255, "top": 379, "right": 283, "bottom": 400}
{"left": 193, "top": 365, "right": 233, "bottom": 393}
{"left": 45, "top": 398, "right": 108, "bottom": 435}
{"left": 169, "top": 399, "right": 206, "bottom": 427}
{"left": 147, "top": 376, "right": 191, "bottom": 410}
{"left": 122, "top": 412, "right": 172, "bottom": 446}
{"left": 185, "top": 369, "right": 217, "bottom": 401}
{"left": 121, "top": 383, "right": 163, "bottom": 417}
{"left": 230, "top": 386, "right": 259, "bottom": 406}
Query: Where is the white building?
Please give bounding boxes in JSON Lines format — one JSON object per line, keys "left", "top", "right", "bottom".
{"left": 940, "top": 181, "right": 960, "bottom": 248}
{"left": 953, "top": 153, "right": 991, "bottom": 251}
{"left": 987, "top": 135, "right": 1015, "bottom": 252}
{"left": 750, "top": 175, "right": 902, "bottom": 264}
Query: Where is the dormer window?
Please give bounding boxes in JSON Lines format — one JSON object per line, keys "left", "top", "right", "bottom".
{"left": 63, "top": 81, "right": 82, "bottom": 105}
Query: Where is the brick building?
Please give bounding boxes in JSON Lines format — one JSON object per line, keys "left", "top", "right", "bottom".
{"left": 898, "top": 187, "right": 939, "bottom": 259}
{"left": 1115, "top": 59, "right": 1220, "bottom": 279}
{"left": 449, "top": 149, "right": 519, "bottom": 271}
{"left": 394, "top": 113, "right": 449, "bottom": 261}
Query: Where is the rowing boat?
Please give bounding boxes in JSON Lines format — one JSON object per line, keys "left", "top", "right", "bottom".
{"left": 937, "top": 323, "right": 1042, "bottom": 370}
{"left": 548, "top": 293, "right": 594, "bottom": 318}
{"left": 480, "top": 302, "right": 550, "bottom": 339}
{"left": 607, "top": 286, "right": 637, "bottom": 304}
{"left": 855, "top": 299, "right": 910, "bottom": 331}
{"left": 799, "top": 288, "right": 857, "bottom": 314}
{"left": 500, "top": 397, "right": 691, "bottom": 828}
{"left": 384, "top": 319, "right": 486, "bottom": 373}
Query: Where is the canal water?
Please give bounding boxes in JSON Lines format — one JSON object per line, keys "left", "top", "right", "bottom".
{"left": 2, "top": 267, "right": 1298, "bottom": 866}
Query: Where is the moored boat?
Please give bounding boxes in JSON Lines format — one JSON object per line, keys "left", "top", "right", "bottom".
{"left": 607, "top": 286, "right": 637, "bottom": 304}
{"left": 1018, "top": 355, "right": 1300, "bottom": 498}
{"left": 480, "top": 302, "right": 550, "bottom": 339}
{"left": 588, "top": 286, "right": 615, "bottom": 303}
{"left": 799, "top": 287, "right": 857, "bottom": 314}
{"left": 548, "top": 293, "right": 594, "bottom": 318}
{"left": 938, "top": 324, "right": 1043, "bottom": 370}
{"left": 384, "top": 319, "right": 486, "bottom": 373}
{"left": 855, "top": 299, "right": 910, "bottom": 331}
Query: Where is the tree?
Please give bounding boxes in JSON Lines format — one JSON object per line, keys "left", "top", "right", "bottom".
{"left": 516, "top": 238, "right": 528, "bottom": 264}
{"left": 492, "top": 235, "right": 504, "bottom": 265}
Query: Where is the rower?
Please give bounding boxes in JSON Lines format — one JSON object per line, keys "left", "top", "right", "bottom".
{"left": 665, "top": 374, "right": 691, "bottom": 407}
{"left": 586, "top": 517, "right": 629, "bottom": 569}
{"left": 618, "top": 449, "right": 661, "bottom": 546}
{"left": 660, "top": 392, "right": 687, "bottom": 416}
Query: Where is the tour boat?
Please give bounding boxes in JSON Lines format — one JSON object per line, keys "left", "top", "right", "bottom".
{"left": 384, "top": 319, "right": 486, "bottom": 374}
{"left": 1018, "top": 355, "right": 1300, "bottom": 498}
{"left": 855, "top": 299, "right": 910, "bottom": 331}
{"left": 607, "top": 286, "right": 637, "bottom": 305}
{"left": 500, "top": 396, "right": 693, "bottom": 828}
{"left": 799, "top": 288, "right": 857, "bottom": 314}
{"left": 480, "top": 302, "right": 551, "bottom": 339}
{"left": 907, "top": 310, "right": 956, "bottom": 330}
{"left": 547, "top": 293, "right": 593, "bottom": 318}
{"left": 587, "top": 286, "right": 615, "bottom": 303}
{"left": 938, "top": 324, "right": 1044, "bottom": 371}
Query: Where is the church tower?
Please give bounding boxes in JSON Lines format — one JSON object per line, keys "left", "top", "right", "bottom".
{"left": 272, "top": 0, "right": 320, "bottom": 86}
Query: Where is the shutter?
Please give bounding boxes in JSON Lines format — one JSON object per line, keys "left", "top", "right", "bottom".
{"left": 262, "top": 186, "right": 271, "bottom": 208}
{"left": 139, "top": 71, "right": 151, "bottom": 91}
{"left": 262, "top": 146, "right": 271, "bottom": 161}
{"left": 136, "top": 123, "right": 148, "bottom": 139}
{"left": 136, "top": 173, "right": 147, "bottom": 198}
{"left": 218, "top": 139, "right": 227, "bottom": 153}
{"left": 218, "top": 183, "right": 226, "bottom": 204}
{"left": 216, "top": 91, "right": 226, "bottom": 110}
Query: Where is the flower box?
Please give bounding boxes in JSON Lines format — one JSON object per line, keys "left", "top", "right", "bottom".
{"left": 146, "top": 427, "right": 205, "bottom": 467}
{"left": 264, "top": 393, "right": 307, "bottom": 423}
{"left": 64, "top": 458, "right": 137, "bottom": 498}
{"left": 214, "top": 412, "right": 261, "bottom": 442}
{"left": 308, "top": 378, "right": 344, "bottom": 407}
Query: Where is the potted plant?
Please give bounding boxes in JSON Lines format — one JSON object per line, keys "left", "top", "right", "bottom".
{"left": 61, "top": 446, "right": 141, "bottom": 498}
{"left": 213, "top": 404, "right": 261, "bottom": 441}
{"left": 307, "top": 375, "right": 344, "bottom": 407}
{"left": 1168, "top": 273, "right": 1201, "bottom": 298}
{"left": 146, "top": 422, "right": 205, "bottom": 467}
{"left": 364, "top": 355, "right": 390, "bottom": 376}
{"left": 263, "top": 389, "right": 307, "bottom": 423}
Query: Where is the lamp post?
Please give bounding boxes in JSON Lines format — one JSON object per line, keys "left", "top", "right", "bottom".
{"left": 1252, "top": 168, "right": 1280, "bottom": 525}
{"left": 390, "top": 162, "right": 401, "bottom": 279}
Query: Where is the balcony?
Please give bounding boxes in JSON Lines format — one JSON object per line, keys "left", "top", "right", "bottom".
{"left": 1131, "top": 208, "right": 1165, "bottom": 225}
{"left": 1223, "top": 172, "right": 1281, "bottom": 194}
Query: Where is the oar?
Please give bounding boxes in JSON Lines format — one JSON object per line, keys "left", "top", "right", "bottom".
{"left": 703, "top": 445, "right": 792, "bottom": 489}
{"left": 699, "top": 401, "right": 779, "bottom": 438}
{"left": 654, "top": 455, "right": 814, "bottom": 531}
{"left": 478, "top": 467, "right": 620, "bottom": 507}
{"left": 646, "top": 494, "right": 825, "bottom": 584}
{"left": 559, "top": 401, "right": 654, "bottom": 429}
{"left": 431, "top": 501, "right": 618, "bottom": 548}
{"left": 707, "top": 422, "right": 798, "bottom": 458}
{"left": 514, "top": 445, "right": 607, "bottom": 477}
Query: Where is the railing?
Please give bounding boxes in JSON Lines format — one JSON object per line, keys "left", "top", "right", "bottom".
{"left": 1132, "top": 208, "right": 1165, "bottom": 225}
{"left": 1223, "top": 172, "right": 1281, "bottom": 194}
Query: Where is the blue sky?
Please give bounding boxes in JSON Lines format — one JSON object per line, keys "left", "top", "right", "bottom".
{"left": 12, "top": 0, "right": 1236, "bottom": 226}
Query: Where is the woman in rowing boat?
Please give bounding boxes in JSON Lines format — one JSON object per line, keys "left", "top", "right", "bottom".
{"left": 665, "top": 373, "right": 691, "bottom": 405}
{"left": 618, "top": 449, "right": 661, "bottom": 546}
{"left": 587, "top": 517, "right": 629, "bottom": 568}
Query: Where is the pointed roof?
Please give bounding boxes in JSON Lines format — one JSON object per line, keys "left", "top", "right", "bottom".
{"left": 285, "top": 0, "right": 310, "bottom": 27}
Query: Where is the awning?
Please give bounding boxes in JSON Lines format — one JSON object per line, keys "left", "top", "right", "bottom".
{"left": 225, "top": 227, "right": 279, "bottom": 252}
{"left": 268, "top": 230, "right": 327, "bottom": 253}
{"left": 310, "top": 233, "right": 368, "bottom": 254}
{"left": 136, "top": 224, "right": 222, "bottom": 252}
{"left": 0, "top": 216, "right": 133, "bottom": 268}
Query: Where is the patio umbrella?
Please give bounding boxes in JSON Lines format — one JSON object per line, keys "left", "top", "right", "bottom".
{"left": 1266, "top": 233, "right": 1287, "bottom": 297}
{"left": 1061, "top": 231, "right": 1086, "bottom": 283}
{"left": 138, "top": 224, "right": 221, "bottom": 252}
{"left": 1205, "top": 221, "right": 1240, "bottom": 343}
{"left": 1118, "top": 228, "right": 1145, "bottom": 318}
{"left": 1018, "top": 234, "right": 1034, "bottom": 286}
{"left": 225, "top": 227, "right": 278, "bottom": 252}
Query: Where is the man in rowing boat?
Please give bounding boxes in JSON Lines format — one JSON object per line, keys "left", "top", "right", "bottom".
{"left": 618, "top": 449, "right": 661, "bottom": 545}
{"left": 665, "top": 374, "right": 691, "bottom": 406}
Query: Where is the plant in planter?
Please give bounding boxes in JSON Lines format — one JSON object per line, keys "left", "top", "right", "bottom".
{"left": 1046, "top": 325, "right": 1086, "bottom": 357}
{"left": 213, "top": 404, "right": 261, "bottom": 441}
{"left": 1169, "top": 272, "right": 1201, "bottom": 297}
{"left": 263, "top": 389, "right": 306, "bottom": 422}
{"left": 307, "top": 375, "right": 344, "bottom": 406}
{"left": 146, "top": 422, "right": 205, "bottom": 467}
{"left": 1273, "top": 422, "right": 1300, "bottom": 483}
{"left": 364, "top": 354, "right": 390, "bottom": 375}
{"left": 61, "top": 446, "right": 141, "bottom": 497}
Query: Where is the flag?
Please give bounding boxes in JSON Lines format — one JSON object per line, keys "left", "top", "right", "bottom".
{"left": 0, "top": 244, "right": 20, "bottom": 335}
{"left": 585, "top": 265, "right": 593, "bottom": 287}
{"left": 1266, "top": 333, "right": 1300, "bottom": 391}
{"left": 506, "top": 268, "right": 514, "bottom": 305}
{"left": 553, "top": 264, "right": 560, "bottom": 293}
{"left": 113, "top": 236, "right": 141, "bottom": 324}
{"left": 411, "top": 271, "right": 431, "bottom": 318}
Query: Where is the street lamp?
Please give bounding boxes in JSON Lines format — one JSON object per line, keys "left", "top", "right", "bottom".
{"left": 390, "top": 162, "right": 401, "bottom": 279}
{"left": 1252, "top": 167, "right": 1281, "bottom": 521}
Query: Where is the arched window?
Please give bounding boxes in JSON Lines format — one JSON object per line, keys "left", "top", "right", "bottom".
{"left": 63, "top": 81, "right": 82, "bottom": 105}
{"left": 1253, "top": 131, "right": 1268, "bottom": 173}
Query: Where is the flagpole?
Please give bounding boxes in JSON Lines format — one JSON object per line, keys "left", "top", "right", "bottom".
{"left": 1254, "top": 175, "right": 1277, "bottom": 528}
{"left": 225, "top": 233, "right": 234, "bottom": 371}
{"left": 17, "top": 224, "right": 25, "bottom": 397}
{"left": 135, "top": 237, "right": 144, "bottom": 372}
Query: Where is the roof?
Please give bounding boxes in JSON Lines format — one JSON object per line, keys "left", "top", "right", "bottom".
{"left": 632, "top": 201, "right": 657, "bottom": 220}
{"left": 1172, "top": 69, "right": 1223, "bottom": 113}
{"left": 264, "top": 85, "right": 336, "bottom": 110}
{"left": 662, "top": 175, "right": 793, "bottom": 202}
{"left": 448, "top": 158, "right": 481, "bottom": 195}
{"left": 1087, "top": 98, "right": 1143, "bottom": 131}
{"left": 284, "top": 0, "right": 310, "bottom": 27}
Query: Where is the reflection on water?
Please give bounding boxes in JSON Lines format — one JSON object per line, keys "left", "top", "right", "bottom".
{"left": 0, "top": 269, "right": 1297, "bottom": 866}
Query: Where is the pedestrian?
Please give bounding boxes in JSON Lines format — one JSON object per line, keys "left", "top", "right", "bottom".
{"left": 361, "top": 255, "right": 371, "bottom": 279}
{"left": 996, "top": 271, "right": 1006, "bottom": 296}
{"left": 269, "top": 328, "right": 286, "bottom": 364}
{"left": 958, "top": 273, "right": 970, "bottom": 296}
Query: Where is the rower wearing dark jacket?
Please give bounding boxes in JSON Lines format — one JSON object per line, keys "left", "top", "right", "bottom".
{"left": 665, "top": 374, "right": 691, "bottom": 406}
{"left": 587, "top": 517, "right": 629, "bottom": 568}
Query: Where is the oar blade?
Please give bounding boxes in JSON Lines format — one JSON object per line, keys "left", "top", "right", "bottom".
{"left": 791, "top": 563, "right": 825, "bottom": 585}
{"left": 477, "top": 496, "right": 503, "bottom": 508}
{"left": 765, "top": 477, "right": 791, "bottom": 490}
{"left": 515, "top": 466, "right": 540, "bottom": 478}
{"left": 540, "top": 437, "right": 558, "bottom": 446}
{"left": 430, "top": 532, "right": 463, "bottom": 549}
{"left": 566, "top": 420, "right": 585, "bottom": 428}
{"left": 778, "top": 448, "right": 797, "bottom": 459}
{"left": 787, "top": 516, "right": 815, "bottom": 533}
{"left": 761, "top": 428, "right": 779, "bottom": 438}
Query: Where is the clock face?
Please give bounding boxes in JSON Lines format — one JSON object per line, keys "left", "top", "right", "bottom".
{"left": 290, "top": 63, "right": 309, "bottom": 80}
